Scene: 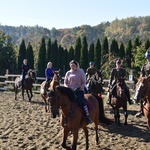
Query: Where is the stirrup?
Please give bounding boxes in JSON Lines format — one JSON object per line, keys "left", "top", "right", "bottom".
{"left": 135, "top": 111, "right": 144, "bottom": 117}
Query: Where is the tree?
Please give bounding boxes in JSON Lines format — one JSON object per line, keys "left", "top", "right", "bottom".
{"left": 26, "top": 42, "right": 34, "bottom": 69}
{"left": 145, "top": 38, "right": 150, "bottom": 50}
{"left": 110, "top": 38, "right": 119, "bottom": 57}
{"left": 18, "top": 39, "right": 26, "bottom": 72}
{"left": 37, "top": 37, "right": 46, "bottom": 76}
{"left": 119, "top": 42, "right": 125, "bottom": 59}
{"left": 68, "top": 46, "right": 74, "bottom": 63}
{"left": 126, "top": 39, "right": 133, "bottom": 68}
{"left": 74, "top": 37, "right": 81, "bottom": 63}
{"left": 88, "top": 42, "right": 94, "bottom": 63}
{"left": 51, "top": 39, "right": 58, "bottom": 68}
{"left": 94, "top": 38, "right": 101, "bottom": 69}
{"left": 0, "top": 31, "right": 17, "bottom": 74}
{"left": 46, "top": 38, "right": 51, "bottom": 63}
{"left": 80, "top": 36, "right": 88, "bottom": 70}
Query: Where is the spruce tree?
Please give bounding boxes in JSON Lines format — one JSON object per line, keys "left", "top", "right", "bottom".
{"left": 37, "top": 37, "right": 46, "bottom": 76}
{"left": 80, "top": 36, "right": 88, "bottom": 70}
{"left": 68, "top": 46, "right": 74, "bottom": 63}
{"left": 126, "top": 39, "right": 133, "bottom": 68}
{"left": 26, "top": 42, "right": 34, "bottom": 69}
{"left": 18, "top": 39, "right": 26, "bottom": 72}
{"left": 46, "top": 38, "right": 51, "bottom": 63}
{"left": 51, "top": 39, "right": 58, "bottom": 68}
{"left": 119, "top": 42, "right": 125, "bottom": 59}
{"left": 110, "top": 38, "right": 119, "bottom": 57}
{"left": 145, "top": 38, "right": 150, "bottom": 50}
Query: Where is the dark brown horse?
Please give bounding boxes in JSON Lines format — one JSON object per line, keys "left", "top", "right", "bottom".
{"left": 40, "top": 71, "right": 60, "bottom": 114}
{"left": 134, "top": 76, "right": 150, "bottom": 130}
{"left": 87, "top": 73, "right": 114, "bottom": 126}
{"left": 14, "top": 69, "right": 36, "bottom": 101}
{"left": 109, "top": 78, "right": 128, "bottom": 126}
{"left": 48, "top": 85, "right": 100, "bottom": 150}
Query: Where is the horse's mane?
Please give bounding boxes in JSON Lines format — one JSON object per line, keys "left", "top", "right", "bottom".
{"left": 56, "top": 86, "right": 75, "bottom": 101}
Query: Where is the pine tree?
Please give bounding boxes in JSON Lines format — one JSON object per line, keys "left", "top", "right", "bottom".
{"left": 145, "top": 38, "right": 150, "bottom": 50}
{"left": 37, "top": 37, "right": 46, "bottom": 76}
{"left": 26, "top": 42, "right": 34, "bottom": 69}
{"left": 110, "top": 38, "right": 119, "bottom": 57}
{"left": 18, "top": 39, "right": 26, "bottom": 72}
{"left": 80, "top": 36, "right": 88, "bottom": 70}
{"left": 51, "top": 39, "right": 58, "bottom": 68}
{"left": 68, "top": 46, "right": 74, "bottom": 63}
{"left": 126, "top": 39, "right": 133, "bottom": 68}
{"left": 119, "top": 42, "right": 125, "bottom": 59}
{"left": 94, "top": 38, "right": 101, "bottom": 69}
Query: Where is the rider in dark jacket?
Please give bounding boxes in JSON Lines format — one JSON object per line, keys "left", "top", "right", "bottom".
{"left": 107, "top": 59, "right": 133, "bottom": 105}
{"left": 135, "top": 51, "right": 150, "bottom": 117}
{"left": 21, "top": 59, "right": 30, "bottom": 88}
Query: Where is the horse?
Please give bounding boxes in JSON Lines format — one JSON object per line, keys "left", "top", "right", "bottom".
{"left": 109, "top": 78, "right": 128, "bottom": 126}
{"left": 134, "top": 76, "right": 150, "bottom": 130}
{"left": 14, "top": 69, "right": 36, "bottom": 101}
{"left": 40, "top": 71, "right": 61, "bottom": 113}
{"left": 87, "top": 73, "right": 114, "bottom": 126}
{"left": 48, "top": 85, "right": 100, "bottom": 150}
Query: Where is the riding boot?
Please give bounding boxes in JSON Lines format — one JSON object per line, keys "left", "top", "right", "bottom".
{"left": 126, "top": 91, "right": 133, "bottom": 105}
{"left": 20, "top": 80, "right": 24, "bottom": 89}
{"left": 83, "top": 105, "right": 92, "bottom": 124}
{"left": 135, "top": 101, "right": 144, "bottom": 117}
{"left": 107, "top": 93, "right": 112, "bottom": 105}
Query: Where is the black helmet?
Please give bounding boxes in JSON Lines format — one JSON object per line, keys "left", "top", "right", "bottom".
{"left": 89, "top": 61, "right": 94, "bottom": 65}
{"left": 145, "top": 51, "right": 150, "bottom": 58}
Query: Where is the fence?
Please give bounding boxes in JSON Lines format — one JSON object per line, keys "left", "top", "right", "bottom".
{"left": 0, "top": 70, "right": 135, "bottom": 94}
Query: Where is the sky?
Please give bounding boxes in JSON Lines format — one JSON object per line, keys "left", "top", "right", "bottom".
{"left": 0, "top": 0, "right": 150, "bottom": 30}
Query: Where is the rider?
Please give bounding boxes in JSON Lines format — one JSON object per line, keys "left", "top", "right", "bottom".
{"left": 86, "top": 61, "right": 103, "bottom": 86}
{"left": 107, "top": 59, "right": 133, "bottom": 105}
{"left": 21, "top": 59, "right": 30, "bottom": 88}
{"left": 44, "top": 62, "right": 55, "bottom": 92}
{"left": 135, "top": 51, "right": 150, "bottom": 117}
{"left": 64, "top": 60, "right": 92, "bottom": 124}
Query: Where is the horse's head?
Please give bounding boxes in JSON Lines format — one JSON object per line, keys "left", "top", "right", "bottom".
{"left": 134, "top": 76, "right": 150, "bottom": 102}
{"left": 88, "top": 74, "right": 103, "bottom": 95}
{"left": 27, "top": 69, "right": 36, "bottom": 81}
{"left": 116, "top": 78, "right": 126, "bottom": 98}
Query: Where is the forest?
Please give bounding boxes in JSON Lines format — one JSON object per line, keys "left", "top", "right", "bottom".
{"left": 0, "top": 16, "right": 150, "bottom": 81}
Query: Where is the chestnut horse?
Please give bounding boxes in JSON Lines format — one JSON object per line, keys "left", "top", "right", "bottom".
{"left": 40, "top": 71, "right": 60, "bottom": 113}
{"left": 134, "top": 76, "right": 150, "bottom": 130}
{"left": 14, "top": 69, "right": 36, "bottom": 101}
{"left": 109, "top": 78, "right": 128, "bottom": 126}
{"left": 48, "top": 85, "right": 100, "bottom": 150}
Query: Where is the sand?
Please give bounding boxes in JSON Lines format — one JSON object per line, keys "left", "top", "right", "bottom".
{"left": 0, "top": 91, "right": 150, "bottom": 150}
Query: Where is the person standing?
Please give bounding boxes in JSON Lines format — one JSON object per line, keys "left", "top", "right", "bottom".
{"left": 64, "top": 60, "right": 92, "bottom": 124}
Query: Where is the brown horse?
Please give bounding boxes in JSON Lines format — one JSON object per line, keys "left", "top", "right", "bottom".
{"left": 109, "top": 78, "right": 128, "bottom": 126}
{"left": 40, "top": 71, "right": 60, "bottom": 113}
{"left": 14, "top": 69, "right": 36, "bottom": 101}
{"left": 48, "top": 85, "right": 100, "bottom": 150}
{"left": 87, "top": 73, "right": 113, "bottom": 125}
{"left": 134, "top": 76, "right": 150, "bottom": 130}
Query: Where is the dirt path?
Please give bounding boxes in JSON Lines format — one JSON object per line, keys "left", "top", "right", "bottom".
{"left": 0, "top": 91, "right": 149, "bottom": 150}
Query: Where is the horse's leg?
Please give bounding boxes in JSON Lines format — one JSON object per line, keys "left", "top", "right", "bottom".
{"left": 26, "top": 89, "right": 30, "bottom": 101}
{"left": 22, "top": 89, "right": 25, "bottom": 100}
{"left": 72, "top": 129, "right": 78, "bottom": 150}
{"left": 14, "top": 86, "right": 18, "bottom": 100}
{"left": 116, "top": 109, "right": 120, "bottom": 125}
{"left": 61, "top": 127, "right": 70, "bottom": 149}
{"left": 123, "top": 106, "right": 128, "bottom": 126}
{"left": 83, "top": 127, "right": 89, "bottom": 150}
{"left": 29, "top": 89, "right": 33, "bottom": 102}
{"left": 94, "top": 122, "right": 99, "bottom": 145}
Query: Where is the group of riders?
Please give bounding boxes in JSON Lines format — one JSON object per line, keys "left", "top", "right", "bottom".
{"left": 20, "top": 51, "right": 150, "bottom": 124}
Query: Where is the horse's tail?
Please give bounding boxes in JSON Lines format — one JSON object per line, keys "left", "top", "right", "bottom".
{"left": 93, "top": 94, "right": 114, "bottom": 126}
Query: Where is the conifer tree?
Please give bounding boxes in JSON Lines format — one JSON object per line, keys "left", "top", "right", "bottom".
{"left": 80, "top": 36, "right": 88, "bottom": 70}
{"left": 101, "top": 36, "right": 109, "bottom": 65}
{"left": 51, "top": 39, "right": 58, "bottom": 68}
{"left": 18, "top": 39, "right": 26, "bottom": 72}
{"left": 145, "top": 38, "right": 150, "bottom": 50}
{"left": 74, "top": 37, "right": 81, "bottom": 63}
{"left": 88, "top": 42, "right": 94, "bottom": 63}
{"left": 46, "top": 38, "right": 51, "bottom": 63}
{"left": 68, "top": 46, "right": 74, "bottom": 63}
{"left": 37, "top": 37, "right": 46, "bottom": 76}
{"left": 133, "top": 36, "right": 142, "bottom": 49}
{"left": 126, "top": 39, "right": 133, "bottom": 68}
{"left": 110, "top": 38, "right": 119, "bottom": 57}
{"left": 119, "top": 42, "right": 125, "bottom": 59}
{"left": 26, "top": 42, "right": 34, "bottom": 69}
{"left": 94, "top": 38, "right": 101, "bottom": 69}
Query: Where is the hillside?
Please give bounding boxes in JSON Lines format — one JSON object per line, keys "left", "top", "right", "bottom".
{"left": 0, "top": 16, "right": 150, "bottom": 48}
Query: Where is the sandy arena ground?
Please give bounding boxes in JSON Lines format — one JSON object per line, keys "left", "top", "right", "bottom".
{"left": 0, "top": 91, "right": 150, "bottom": 150}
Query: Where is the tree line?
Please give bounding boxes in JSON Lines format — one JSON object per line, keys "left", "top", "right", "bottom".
{"left": 1, "top": 29, "right": 150, "bottom": 81}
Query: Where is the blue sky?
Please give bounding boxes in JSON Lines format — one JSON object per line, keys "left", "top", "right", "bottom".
{"left": 0, "top": 0, "right": 150, "bottom": 29}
